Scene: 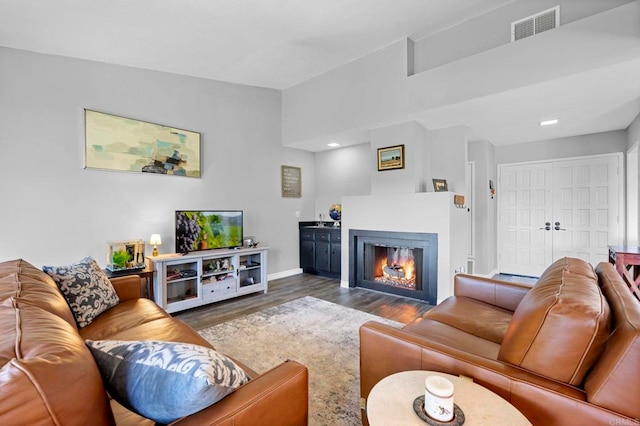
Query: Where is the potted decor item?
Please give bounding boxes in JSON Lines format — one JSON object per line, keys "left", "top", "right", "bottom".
{"left": 106, "top": 240, "right": 146, "bottom": 272}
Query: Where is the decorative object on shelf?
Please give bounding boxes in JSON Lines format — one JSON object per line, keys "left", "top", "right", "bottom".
{"left": 243, "top": 236, "right": 260, "bottom": 248}
{"left": 377, "top": 144, "right": 405, "bottom": 171}
{"left": 84, "top": 109, "right": 201, "bottom": 178}
{"left": 433, "top": 178, "right": 448, "bottom": 192}
{"left": 105, "top": 240, "right": 146, "bottom": 272}
{"left": 281, "top": 165, "right": 302, "bottom": 198}
{"left": 329, "top": 204, "right": 342, "bottom": 227}
{"left": 149, "top": 234, "right": 162, "bottom": 257}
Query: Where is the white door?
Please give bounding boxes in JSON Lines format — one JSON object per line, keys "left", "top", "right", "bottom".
{"left": 498, "top": 154, "right": 622, "bottom": 276}
{"left": 498, "top": 163, "right": 553, "bottom": 276}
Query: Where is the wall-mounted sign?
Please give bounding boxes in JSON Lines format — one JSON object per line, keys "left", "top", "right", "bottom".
{"left": 281, "top": 165, "right": 301, "bottom": 198}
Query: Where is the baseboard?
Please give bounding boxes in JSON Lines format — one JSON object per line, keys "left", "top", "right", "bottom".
{"left": 268, "top": 268, "right": 302, "bottom": 281}
{"left": 340, "top": 280, "right": 349, "bottom": 288}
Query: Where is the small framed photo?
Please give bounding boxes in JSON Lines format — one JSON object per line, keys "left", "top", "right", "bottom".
{"left": 377, "top": 144, "right": 405, "bottom": 171}
{"left": 433, "top": 179, "right": 448, "bottom": 192}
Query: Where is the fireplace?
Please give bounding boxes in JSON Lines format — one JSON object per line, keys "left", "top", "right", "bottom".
{"left": 349, "top": 229, "right": 438, "bottom": 304}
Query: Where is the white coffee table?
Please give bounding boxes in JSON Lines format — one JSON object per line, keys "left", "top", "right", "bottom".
{"left": 367, "top": 370, "right": 531, "bottom": 426}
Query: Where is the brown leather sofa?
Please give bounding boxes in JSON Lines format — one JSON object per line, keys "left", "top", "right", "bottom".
{"left": 360, "top": 257, "right": 640, "bottom": 426}
{"left": 0, "top": 259, "right": 308, "bottom": 426}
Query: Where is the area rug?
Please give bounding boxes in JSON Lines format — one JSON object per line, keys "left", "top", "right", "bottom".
{"left": 198, "top": 296, "right": 402, "bottom": 426}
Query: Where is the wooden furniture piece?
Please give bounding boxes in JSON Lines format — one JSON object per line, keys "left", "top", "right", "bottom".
{"left": 149, "top": 247, "right": 268, "bottom": 313}
{"left": 104, "top": 265, "right": 155, "bottom": 299}
{"left": 299, "top": 222, "right": 341, "bottom": 279}
{"left": 608, "top": 245, "right": 640, "bottom": 300}
{"left": 367, "top": 370, "right": 531, "bottom": 425}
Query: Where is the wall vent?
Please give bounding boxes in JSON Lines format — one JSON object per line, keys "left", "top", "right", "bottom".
{"left": 511, "top": 6, "right": 559, "bottom": 42}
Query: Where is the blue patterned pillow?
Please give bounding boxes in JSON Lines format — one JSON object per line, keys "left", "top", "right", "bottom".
{"left": 43, "top": 256, "right": 119, "bottom": 327}
{"left": 86, "top": 339, "right": 251, "bottom": 424}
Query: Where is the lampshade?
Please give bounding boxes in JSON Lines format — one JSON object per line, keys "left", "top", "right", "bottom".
{"left": 149, "top": 234, "right": 162, "bottom": 246}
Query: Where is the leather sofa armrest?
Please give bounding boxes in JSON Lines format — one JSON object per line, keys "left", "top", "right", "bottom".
{"left": 454, "top": 274, "right": 533, "bottom": 311}
{"left": 172, "top": 360, "right": 308, "bottom": 426}
{"left": 359, "top": 321, "right": 630, "bottom": 426}
{"left": 109, "top": 276, "right": 142, "bottom": 301}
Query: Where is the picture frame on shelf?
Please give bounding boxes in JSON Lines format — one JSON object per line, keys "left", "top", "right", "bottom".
{"left": 377, "top": 144, "right": 405, "bottom": 171}
{"left": 432, "top": 179, "right": 448, "bottom": 192}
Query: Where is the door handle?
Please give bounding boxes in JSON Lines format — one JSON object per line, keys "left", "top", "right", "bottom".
{"left": 554, "top": 221, "right": 567, "bottom": 231}
{"left": 539, "top": 222, "right": 551, "bottom": 231}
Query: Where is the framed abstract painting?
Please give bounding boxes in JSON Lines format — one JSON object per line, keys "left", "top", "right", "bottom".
{"left": 84, "top": 109, "right": 201, "bottom": 178}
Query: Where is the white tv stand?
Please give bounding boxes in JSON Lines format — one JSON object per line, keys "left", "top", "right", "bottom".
{"left": 149, "top": 247, "right": 268, "bottom": 313}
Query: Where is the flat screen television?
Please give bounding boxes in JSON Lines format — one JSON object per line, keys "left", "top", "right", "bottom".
{"left": 175, "top": 210, "right": 243, "bottom": 254}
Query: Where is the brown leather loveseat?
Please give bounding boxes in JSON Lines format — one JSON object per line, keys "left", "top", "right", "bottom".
{"left": 360, "top": 257, "right": 640, "bottom": 425}
{"left": 0, "top": 259, "right": 308, "bottom": 425}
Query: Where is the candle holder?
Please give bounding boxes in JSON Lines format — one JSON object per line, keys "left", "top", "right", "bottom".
{"left": 413, "top": 396, "right": 465, "bottom": 425}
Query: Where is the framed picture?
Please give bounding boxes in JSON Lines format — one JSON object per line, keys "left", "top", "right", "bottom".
{"left": 281, "top": 165, "right": 302, "bottom": 198}
{"left": 84, "top": 109, "right": 201, "bottom": 178}
{"left": 433, "top": 179, "right": 448, "bottom": 192}
{"left": 377, "top": 144, "right": 405, "bottom": 171}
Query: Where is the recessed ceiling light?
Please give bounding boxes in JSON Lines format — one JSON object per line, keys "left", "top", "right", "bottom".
{"left": 327, "top": 142, "right": 340, "bottom": 147}
{"left": 539, "top": 119, "right": 559, "bottom": 126}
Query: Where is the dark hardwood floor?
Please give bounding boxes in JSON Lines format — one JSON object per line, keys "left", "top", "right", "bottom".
{"left": 174, "top": 273, "right": 433, "bottom": 330}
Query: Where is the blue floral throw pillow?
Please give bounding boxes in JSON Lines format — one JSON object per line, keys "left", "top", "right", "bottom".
{"left": 85, "top": 339, "right": 251, "bottom": 424}
{"left": 43, "top": 256, "right": 119, "bottom": 327}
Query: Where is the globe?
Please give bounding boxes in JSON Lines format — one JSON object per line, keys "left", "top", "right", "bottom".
{"left": 329, "top": 204, "right": 342, "bottom": 221}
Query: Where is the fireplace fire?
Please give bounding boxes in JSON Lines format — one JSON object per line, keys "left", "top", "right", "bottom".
{"left": 374, "top": 247, "right": 416, "bottom": 290}
{"left": 349, "top": 229, "right": 438, "bottom": 304}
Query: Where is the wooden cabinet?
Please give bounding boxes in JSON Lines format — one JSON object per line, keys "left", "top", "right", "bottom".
{"left": 330, "top": 236, "right": 341, "bottom": 274}
{"left": 150, "top": 247, "right": 268, "bottom": 313}
{"left": 299, "top": 224, "right": 341, "bottom": 279}
{"left": 300, "top": 229, "right": 316, "bottom": 270}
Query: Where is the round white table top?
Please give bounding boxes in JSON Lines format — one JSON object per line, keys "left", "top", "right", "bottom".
{"left": 367, "top": 370, "right": 532, "bottom": 426}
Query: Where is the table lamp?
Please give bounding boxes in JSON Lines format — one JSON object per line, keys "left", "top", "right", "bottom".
{"left": 149, "top": 234, "right": 162, "bottom": 256}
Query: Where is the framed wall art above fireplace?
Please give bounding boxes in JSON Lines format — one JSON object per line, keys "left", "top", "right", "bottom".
{"left": 377, "top": 144, "right": 405, "bottom": 171}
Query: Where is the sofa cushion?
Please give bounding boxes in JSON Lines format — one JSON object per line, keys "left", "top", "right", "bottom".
{"left": 585, "top": 263, "right": 640, "bottom": 420}
{"left": 0, "top": 301, "right": 112, "bottom": 426}
{"left": 78, "top": 298, "right": 171, "bottom": 341}
{"left": 43, "top": 257, "right": 119, "bottom": 328}
{"left": 86, "top": 339, "right": 251, "bottom": 424}
{"left": 498, "top": 257, "right": 610, "bottom": 386}
{"left": 421, "top": 296, "right": 514, "bottom": 344}
{"left": 0, "top": 259, "right": 78, "bottom": 327}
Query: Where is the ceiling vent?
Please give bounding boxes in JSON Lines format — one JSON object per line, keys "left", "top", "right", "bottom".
{"left": 511, "top": 6, "right": 560, "bottom": 42}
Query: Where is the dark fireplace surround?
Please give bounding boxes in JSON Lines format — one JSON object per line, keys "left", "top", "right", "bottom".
{"left": 349, "top": 229, "right": 438, "bottom": 305}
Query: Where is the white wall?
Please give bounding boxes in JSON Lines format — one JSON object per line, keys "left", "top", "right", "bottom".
{"left": 430, "top": 126, "right": 468, "bottom": 194}
{"left": 627, "top": 112, "right": 640, "bottom": 245}
{"left": 282, "top": 2, "right": 639, "bottom": 148}
{"left": 495, "top": 130, "right": 628, "bottom": 164}
{"left": 468, "top": 140, "right": 497, "bottom": 275}
{"left": 314, "top": 143, "right": 371, "bottom": 219}
{"left": 413, "top": 0, "right": 634, "bottom": 73}
{"left": 0, "top": 47, "right": 315, "bottom": 274}
{"left": 370, "top": 121, "right": 429, "bottom": 194}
